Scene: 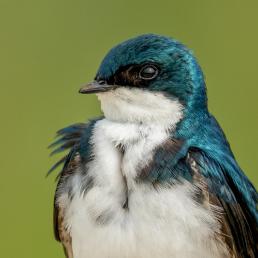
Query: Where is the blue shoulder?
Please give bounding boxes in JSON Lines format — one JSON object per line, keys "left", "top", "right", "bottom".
{"left": 48, "top": 118, "right": 101, "bottom": 177}
{"left": 182, "top": 114, "right": 257, "bottom": 223}
{"left": 175, "top": 112, "right": 257, "bottom": 220}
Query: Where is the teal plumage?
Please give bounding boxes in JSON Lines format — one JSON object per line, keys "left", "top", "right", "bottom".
{"left": 49, "top": 34, "right": 258, "bottom": 258}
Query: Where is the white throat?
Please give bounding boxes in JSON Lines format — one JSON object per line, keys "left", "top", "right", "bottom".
{"left": 97, "top": 87, "right": 184, "bottom": 129}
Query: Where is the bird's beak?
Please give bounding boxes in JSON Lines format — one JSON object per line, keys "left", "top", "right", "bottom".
{"left": 79, "top": 81, "right": 118, "bottom": 94}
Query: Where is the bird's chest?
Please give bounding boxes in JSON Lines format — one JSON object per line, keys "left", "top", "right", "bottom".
{"left": 90, "top": 120, "right": 168, "bottom": 186}
{"left": 63, "top": 120, "right": 227, "bottom": 258}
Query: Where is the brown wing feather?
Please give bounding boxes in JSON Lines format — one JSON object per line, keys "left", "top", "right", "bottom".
{"left": 186, "top": 153, "right": 240, "bottom": 258}
{"left": 54, "top": 205, "right": 73, "bottom": 258}
{"left": 189, "top": 150, "right": 258, "bottom": 258}
{"left": 53, "top": 154, "right": 82, "bottom": 258}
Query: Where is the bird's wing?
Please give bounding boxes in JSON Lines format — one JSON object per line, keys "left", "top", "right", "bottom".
{"left": 139, "top": 139, "right": 257, "bottom": 257}
{"left": 49, "top": 119, "right": 100, "bottom": 258}
{"left": 188, "top": 148, "right": 258, "bottom": 258}
{"left": 54, "top": 201, "right": 73, "bottom": 258}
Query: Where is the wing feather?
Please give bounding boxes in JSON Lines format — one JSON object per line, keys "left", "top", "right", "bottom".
{"left": 49, "top": 120, "right": 99, "bottom": 258}
{"left": 139, "top": 139, "right": 257, "bottom": 257}
{"left": 188, "top": 149, "right": 258, "bottom": 258}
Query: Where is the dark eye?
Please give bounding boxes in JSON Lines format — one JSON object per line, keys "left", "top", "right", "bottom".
{"left": 139, "top": 65, "right": 159, "bottom": 80}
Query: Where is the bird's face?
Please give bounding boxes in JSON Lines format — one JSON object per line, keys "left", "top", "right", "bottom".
{"left": 80, "top": 34, "right": 206, "bottom": 127}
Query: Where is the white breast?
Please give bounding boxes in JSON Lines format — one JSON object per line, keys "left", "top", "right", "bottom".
{"left": 59, "top": 89, "right": 228, "bottom": 258}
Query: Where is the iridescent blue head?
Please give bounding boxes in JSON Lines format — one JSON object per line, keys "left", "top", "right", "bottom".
{"left": 80, "top": 34, "right": 208, "bottom": 125}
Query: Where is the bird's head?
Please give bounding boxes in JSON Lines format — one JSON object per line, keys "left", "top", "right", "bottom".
{"left": 80, "top": 34, "right": 207, "bottom": 128}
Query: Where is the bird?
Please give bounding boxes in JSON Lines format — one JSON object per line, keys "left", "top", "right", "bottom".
{"left": 49, "top": 34, "right": 258, "bottom": 258}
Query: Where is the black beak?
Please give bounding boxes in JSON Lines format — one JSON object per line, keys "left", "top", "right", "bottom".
{"left": 79, "top": 81, "right": 118, "bottom": 94}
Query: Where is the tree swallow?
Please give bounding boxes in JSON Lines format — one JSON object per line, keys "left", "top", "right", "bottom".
{"left": 49, "top": 34, "right": 258, "bottom": 258}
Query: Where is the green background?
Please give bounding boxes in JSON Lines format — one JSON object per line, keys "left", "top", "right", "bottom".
{"left": 0, "top": 0, "right": 257, "bottom": 257}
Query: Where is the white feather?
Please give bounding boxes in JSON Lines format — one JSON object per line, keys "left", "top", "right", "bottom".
{"left": 96, "top": 87, "right": 183, "bottom": 129}
{"left": 58, "top": 88, "right": 228, "bottom": 258}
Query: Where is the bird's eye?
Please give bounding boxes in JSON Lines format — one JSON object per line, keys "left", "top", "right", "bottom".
{"left": 139, "top": 65, "right": 159, "bottom": 80}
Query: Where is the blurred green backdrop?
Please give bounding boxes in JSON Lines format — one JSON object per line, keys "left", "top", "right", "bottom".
{"left": 0, "top": 0, "right": 257, "bottom": 257}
